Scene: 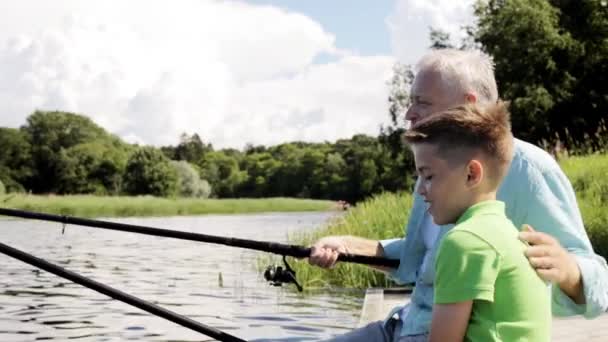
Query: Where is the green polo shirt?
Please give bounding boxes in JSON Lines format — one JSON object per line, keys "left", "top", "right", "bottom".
{"left": 434, "top": 200, "right": 551, "bottom": 341}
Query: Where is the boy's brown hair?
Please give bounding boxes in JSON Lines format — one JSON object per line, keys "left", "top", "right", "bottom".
{"left": 403, "top": 101, "right": 514, "bottom": 188}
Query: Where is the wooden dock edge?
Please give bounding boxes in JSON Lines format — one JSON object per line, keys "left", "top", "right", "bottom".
{"left": 358, "top": 287, "right": 608, "bottom": 341}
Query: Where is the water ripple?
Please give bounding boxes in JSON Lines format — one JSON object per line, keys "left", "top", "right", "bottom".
{"left": 0, "top": 212, "right": 361, "bottom": 341}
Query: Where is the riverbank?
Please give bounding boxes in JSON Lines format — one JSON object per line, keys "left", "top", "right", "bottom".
{"left": 0, "top": 194, "right": 337, "bottom": 218}
{"left": 289, "top": 152, "right": 608, "bottom": 289}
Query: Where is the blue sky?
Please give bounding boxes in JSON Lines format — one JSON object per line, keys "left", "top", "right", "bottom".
{"left": 246, "top": 0, "right": 395, "bottom": 57}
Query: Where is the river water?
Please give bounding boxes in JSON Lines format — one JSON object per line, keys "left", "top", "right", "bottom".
{"left": 0, "top": 212, "right": 363, "bottom": 341}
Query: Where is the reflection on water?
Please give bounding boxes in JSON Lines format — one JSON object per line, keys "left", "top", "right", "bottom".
{"left": 0, "top": 212, "right": 363, "bottom": 341}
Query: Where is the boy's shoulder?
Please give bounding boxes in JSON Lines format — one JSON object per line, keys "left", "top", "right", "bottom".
{"left": 445, "top": 210, "right": 518, "bottom": 255}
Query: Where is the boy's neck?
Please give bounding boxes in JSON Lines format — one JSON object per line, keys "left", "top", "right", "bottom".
{"left": 450, "top": 192, "right": 498, "bottom": 225}
{"left": 464, "top": 191, "right": 497, "bottom": 211}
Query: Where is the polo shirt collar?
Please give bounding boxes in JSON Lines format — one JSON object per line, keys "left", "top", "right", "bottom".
{"left": 456, "top": 200, "right": 505, "bottom": 225}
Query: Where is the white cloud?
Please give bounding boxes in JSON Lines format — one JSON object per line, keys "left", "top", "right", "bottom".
{"left": 387, "top": 0, "right": 476, "bottom": 65}
{"left": 0, "top": 0, "right": 393, "bottom": 148}
{"left": 225, "top": 55, "right": 394, "bottom": 147}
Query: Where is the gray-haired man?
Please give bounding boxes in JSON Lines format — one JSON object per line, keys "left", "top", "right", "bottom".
{"left": 312, "top": 49, "right": 608, "bottom": 342}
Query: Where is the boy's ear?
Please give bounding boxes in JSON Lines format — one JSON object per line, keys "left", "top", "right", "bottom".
{"left": 466, "top": 159, "right": 483, "bottom": 187}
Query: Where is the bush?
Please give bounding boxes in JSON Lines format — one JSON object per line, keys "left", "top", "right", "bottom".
{"left": 0, "top": 180, "right": 5, "bottom": 195}
{"left": 123, "top": 147, "right": 179, "bottom": 197}
{"left": 170, "top": 161, "right": 212, "bottom": 198}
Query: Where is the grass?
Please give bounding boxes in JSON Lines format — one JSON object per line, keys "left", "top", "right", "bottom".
{"left": 270, "top": 192, "right": 413, "bottom": 290}
{"left": 0, "top": 194, "right": 336, "bottom": 218}
{"left": 286, "top": 152, "right": 608, "bottom": 290}
{"left": 560, "top": 153, "right": 608, "bottom": 259}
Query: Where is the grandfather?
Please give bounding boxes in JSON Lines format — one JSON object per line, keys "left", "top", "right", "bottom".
{"left": 311, "top": 49, "right": 608, "bottom": 342}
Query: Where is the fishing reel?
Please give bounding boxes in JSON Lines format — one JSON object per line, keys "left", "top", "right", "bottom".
{"left": 264, "top": 255, "right": 303, "bottom": 292}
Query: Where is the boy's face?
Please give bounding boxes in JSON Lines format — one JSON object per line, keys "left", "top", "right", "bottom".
{"left": 412, "top": 143, "right": 471, "bottom": 225}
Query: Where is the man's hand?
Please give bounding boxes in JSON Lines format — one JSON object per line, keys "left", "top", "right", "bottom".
{"left": 309, "top": 236, "right": 348, "bottom": 268}
{"left": 519, "top": 224, "right": 585, "bottom": 304}
{"left": 309, "top": 236, "right": 384, "bottom": 269}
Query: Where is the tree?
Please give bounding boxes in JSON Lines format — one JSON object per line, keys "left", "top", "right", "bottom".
{"left": 239, "top": 152, "right": 281, "bottom": 197}
{"left": 198, "top": 151, "right": 247, "bottom": 197}
{"left": 170, "top": 160, "right": 212, "bottom": 198}
{"left": 173, "top": 133, "right": 213, "bottom": 162}
{"left": 0, "top": 127, "right": 32, "bottom": 192}
{"left": 429, "top": 28, "right": 455, "bottom": 49}
{"left": 379, "top": 62, "right": 417, "bottom": 196}
{"left": 21, "top": 111, "right": 112, "bottom": 193}
{"left": 55, "top": 141, "right": 129, "bottom": 195}
{"left": 472, "top": 0, "right": 608, "bottom": 147}
{"left": 123, "top": 147, "right": 179, "bottom": 197}
{"left": 312, "top": 152, "right": 348, "bottom": 199}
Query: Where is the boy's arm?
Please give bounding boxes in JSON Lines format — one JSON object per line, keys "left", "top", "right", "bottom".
{"left": 434, "top": 231, "right": 500, "bottom": 339}
{"left": 429, "top": 301, "right": 472, "bottom": 342}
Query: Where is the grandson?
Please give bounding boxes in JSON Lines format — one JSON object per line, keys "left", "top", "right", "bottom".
{"left": 403, "top": 102, "right": 551, "bottom": 341}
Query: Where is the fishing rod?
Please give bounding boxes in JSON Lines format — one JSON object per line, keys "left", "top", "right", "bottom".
{"left": 0, "top": 241, "right": 246, "bottom": 342}
{"left": 0, "top": 208, "right": 400, "bottom": 290}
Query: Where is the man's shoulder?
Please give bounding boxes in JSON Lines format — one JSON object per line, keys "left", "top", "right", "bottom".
{"left": 511, "top": 138, "right": 562, "bottom": 176}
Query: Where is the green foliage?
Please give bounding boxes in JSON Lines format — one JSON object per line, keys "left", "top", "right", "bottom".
{"left": 283, "top": 192, "right": 413, "bottom": 289}
{"left": 198, "top": 151, "right": 247, "bottom": 197}
{"left": 55, "top": 140, "right": 129, "bottom": 195}
{"left": 0, "top": 127, "right": 32, "bottom": 192}
{"left": 171, "top": 160, "right": 212, "bottom": 198}
{"left": 429, "top": 28, "right": 455, "bottom": 49}
{"left": 123, "top": 147, "right": 179, "bottom": 197}
{"left": 162, "top": 133, "right": 213, "bottom": 162}
{"left": 560, "top": 153, "right": 608, "bottom": 259}
{"left": 0, "top": 180, "right": 5, "bottom": 195}
{"left": 472, "top": 0, "right": 608, "bottom": 147}
{"left": 21, "top": 110, "right": 118, "bottom": 193}
{"left": 239, "top": 152, "right": 282, "bottom": 197}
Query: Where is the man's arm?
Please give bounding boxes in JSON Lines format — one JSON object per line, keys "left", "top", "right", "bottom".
{"left": 308, "top": 235, "right": 383, "bottom": 268}
{"left": 520, "top": 224, "right": 584, "bottom": 303}
{"left": 429, "top": 302, "right": 472, "bottom": 342}
{"left": 516, "top": 163, "right": 608, "bottom": 317}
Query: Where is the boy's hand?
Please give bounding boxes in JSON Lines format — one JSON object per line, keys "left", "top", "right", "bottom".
{"left": 519, "top": 224, "right": 585, "bottom": 304}
{"left": 309, "top": 236, "right": 347, "bottom": 268}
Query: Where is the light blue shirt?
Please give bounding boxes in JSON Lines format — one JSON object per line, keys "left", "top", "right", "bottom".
{"left": 381, "top": 138, "right": 608, "bottom": 336}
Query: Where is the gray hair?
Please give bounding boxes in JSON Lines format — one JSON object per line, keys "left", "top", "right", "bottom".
{"left": 416, "top": 49, "right": 498, "bottom": 104}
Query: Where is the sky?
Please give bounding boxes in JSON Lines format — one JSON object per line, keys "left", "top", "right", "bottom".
{"left": 0, "top": 0, "right": 475, "bottom": 149}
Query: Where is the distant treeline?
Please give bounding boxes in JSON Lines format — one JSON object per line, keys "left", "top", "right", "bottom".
{"left": 0, "top": 110, "right": 414, "bottom": 203}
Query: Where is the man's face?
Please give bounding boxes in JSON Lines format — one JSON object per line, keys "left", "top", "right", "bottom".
{"left": 405, "top": 71, "right": 464, "bottom": 127}
{"left": 412, "top": 143, "right": 470, "bottom": 225}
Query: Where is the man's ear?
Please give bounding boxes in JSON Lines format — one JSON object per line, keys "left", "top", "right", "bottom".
{"left": 464, "top": 93, "right": 477, "bottom": 103}
{"left": 466, "top": 160, "right": 483, "bottom": 187}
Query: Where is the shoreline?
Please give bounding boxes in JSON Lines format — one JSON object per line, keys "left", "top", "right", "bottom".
{"left": 0, "top": 194, "right": 338, "bottom": 218}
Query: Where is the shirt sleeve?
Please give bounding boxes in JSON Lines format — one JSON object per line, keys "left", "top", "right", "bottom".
{"left": 380, "top": 237, "right": 404, "bottom": 260}
{"left": 522, "top": 166, "right": 608, "bottom": 317}
{"left": 378, "top": 190, "right": 428, "bottom": 285}
{"left": 379, "top": 237, "right": 409, "bottom": 284}
{"left": 434, "top": 231, "right": 501, "bottom": 304}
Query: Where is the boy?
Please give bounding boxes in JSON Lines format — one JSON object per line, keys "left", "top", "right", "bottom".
{"left": 403, "top": 101, "right": 551, "bottom": 341}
